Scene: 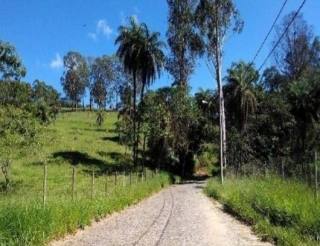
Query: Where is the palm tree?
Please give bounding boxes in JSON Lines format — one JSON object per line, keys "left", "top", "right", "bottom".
{"left": 115, "top": 17, "right": 165, "bottom": 166}
{"left": 226, "top": 61, "right": 259, "bottom": 132}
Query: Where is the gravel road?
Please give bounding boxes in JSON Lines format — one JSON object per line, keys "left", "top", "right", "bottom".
{"left": 51, "top": 181, "right": 272, "bottom": 246}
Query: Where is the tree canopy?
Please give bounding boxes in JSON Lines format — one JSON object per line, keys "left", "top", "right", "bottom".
{"left": 61, "top": 51, "right": 89, "bottom": 109}
{"left": 0, "top": 40, "right": 26, "bottom": 80}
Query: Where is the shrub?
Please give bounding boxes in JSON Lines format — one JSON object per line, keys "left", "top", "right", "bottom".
{"left": 0, "top": 106, "right": 38, "bottom": 190}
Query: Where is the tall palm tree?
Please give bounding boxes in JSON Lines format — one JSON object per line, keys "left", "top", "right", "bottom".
{"left": 115, "top": 17, "right": 165, "bottom": 166}
{"left": 139, "top": 23, "right": 165, "bottom": 101}
{"left": 226, "top": 61, "right": 259, "bottom": 132}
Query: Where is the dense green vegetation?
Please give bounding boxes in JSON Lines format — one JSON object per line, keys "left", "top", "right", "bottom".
{"left": 206, "top": 177, "right": 320, "bottom": 245}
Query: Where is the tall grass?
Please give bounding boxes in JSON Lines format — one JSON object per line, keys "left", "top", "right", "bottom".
{"left": 0, "top": 172, "right": 171, "bottom": 245}
{"left": 205, "top": 176, "right": 320, "bottom": 245}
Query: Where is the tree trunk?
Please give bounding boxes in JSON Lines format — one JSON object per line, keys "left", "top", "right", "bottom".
{"left": 213, "top": 4, "right": 226, "bottom": 184}
{"left": 222, "top": 98, "right": 227, "bottom": 168}
{"left": 281, "top": 157, "right": 285, "bottom": 179}
{"left": 142, "top": 133, "right": 147, "bottom": 169}
{"left": 315, "top": 150, "right": 318, "bottom": 200}
{"left": 132, "top": 73, "right": 137, "bottom": 166}
{"left": 136, "top": 83, "right": 146, "bottom": 166}
{"left": 89, "top": 95, "right": 92, "bottom": 111}
{"left": 215, "top": 53, "right": 225, "bottom": 184}
{"left": 179, "top": 153, "right": 186, "bottom": 180}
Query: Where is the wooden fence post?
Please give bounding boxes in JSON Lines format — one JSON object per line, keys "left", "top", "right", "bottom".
{"left": 91, "top": 169, "right": 95, "bottom": 200}
{"left": 129, "top": 170, "right": 132, "bottom": 186}
{"left": 72, "top": 167, "right": 76, "bottom": 201}
{"left": 315, "top": 151, "right": 318, "bottom": 200}
{"left": 123, "top": 171, "right": 126, "bottom": 187}
{"left": 43, "top": 164, "right": 47, "bottom": 207}
{"left": 105, "top": 171, "right": 108, "bottom": 196}
{"left": 136, "top": 171, "right": 139, "bottom": 184}
{"left": 114, "top": 171, "right": 117, "bottom": 186}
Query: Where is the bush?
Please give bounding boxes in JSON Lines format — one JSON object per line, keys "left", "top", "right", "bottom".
{"left": 96, "top": 110, "right": 104, "bottom": 127}
{"left": 195, "top": 143, "right": 218, "bottom": 175}
{"left": 0, "top": 80, "right": 32, "bottom": 107}
{"left": 0, "top": 106, "right": 38, "bottom": 190}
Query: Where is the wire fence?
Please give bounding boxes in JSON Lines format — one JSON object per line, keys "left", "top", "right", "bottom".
{"left": 0, "top": 165, "right": 158, "bottom": 207}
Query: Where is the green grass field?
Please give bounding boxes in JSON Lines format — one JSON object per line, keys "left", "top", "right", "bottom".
{"left": 205, "top": 177, "right": 320, "bottom": 246}
{"left": 0, "top": 111, "right": 172, "bottom": 245}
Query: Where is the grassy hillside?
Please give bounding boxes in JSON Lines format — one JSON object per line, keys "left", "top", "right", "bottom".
{"left": 2, "top": 111, "right": 130, "bottom": 203}
{"left": 0, "top": 111, "right": 172, "bottom": 245}
{"left": 205, "top": 177, "right": 320, "bottom": 246}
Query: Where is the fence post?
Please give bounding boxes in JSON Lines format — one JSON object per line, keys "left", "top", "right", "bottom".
{"left": 91, "top": 169, "right": 95, "bottom": 200}
{"left": 129, "top": 170, "right": 132, "bottom": 186}
{"left": 43, "top": 163, "right": 47, "bottom": 207}
{"left": 114, "top": 171, "right": 117, "bottom": 186}
{"left": 105, "top": 171, "right": 108, "bottom": 196}
{"left": 315, "top": 151, "right": 318, "bottom": 200}
{"left": 72, "top": 167, "right": 76, "bottom": 201}
{"left": 136, "top": 171, "right": 139, "bottom": 184}
{"left": 123, "top": 171, "right": 126, "bottom": 187}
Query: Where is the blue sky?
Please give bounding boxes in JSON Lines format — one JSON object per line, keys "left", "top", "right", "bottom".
{"left": 1, "top": 0, "right": 319, "bottom": 100}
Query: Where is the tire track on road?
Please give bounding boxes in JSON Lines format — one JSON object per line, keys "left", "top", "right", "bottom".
{"left": 154, "top": 188, "right": 175, "bottom": 246}
{"left": 132, "top": 191, "right": 167, "bottom": 246}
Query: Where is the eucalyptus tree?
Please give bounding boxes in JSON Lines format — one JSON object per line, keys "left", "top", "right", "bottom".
{"left": 61, "top": 51, "right": 89, "bottom": 111}
{"left": 166, "top": 0, "right": 202, "bottom": 89}
{"left": 225, "top": 61, "right": 259, "bottom": 132}
{"left": 32, "top": 80, "right": 59, "bottom": 106}
{"left": 0, "top": 40, "right": 26, "bottom": 80}
{"left": 195, "top": 0, "right": 243, "bottom": 183}
{"left": 274, "top": 13, "right": 317, "bottom": 81}
{"left": 90, "top": 55, "right": 114, "bottom": 109}
{"left": 115, "top": 17, "right": 165, "bottom": 165}
{"left": 87, "top": 56, "right": 95, "bottom": 111}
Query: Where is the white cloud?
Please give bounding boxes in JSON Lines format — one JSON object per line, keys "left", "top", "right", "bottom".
{"left": 50, "top": 53, "right": 63, "bottom": 69}
{"left": 88, "top": 32, "right": 97, "bottom": 41}
{"left": 88, "top": 19, "right": 113, "bottom": 41}
{"left": 96, "top": 19, "right": 113, "bottom": 38}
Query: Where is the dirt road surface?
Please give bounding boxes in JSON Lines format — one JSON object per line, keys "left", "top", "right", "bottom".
{"left": 51, "top": 181, "right": 272, "bottom": 246}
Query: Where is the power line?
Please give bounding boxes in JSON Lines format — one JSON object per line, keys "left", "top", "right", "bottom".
{"left": 257, "top": 0, "right": 307, "bottom": 72}
{"left": 251, "top": 0, "right": 288, "bottom": 64}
